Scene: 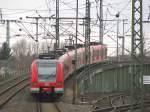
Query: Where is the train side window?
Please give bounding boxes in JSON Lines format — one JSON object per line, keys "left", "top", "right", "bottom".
{"left": 104, "top": 48, "right": 107, "bottom": 58}
{"left": 72, "top": 60, "right": 76, "bottom": 65}
{"left": 99, "top": 50, "right": 102, "bottom": 57}
{"left": 77, "top": 53, "right": 80, "bottom": 65}
{"left": 96, "top": 50, "right": 99, "bottom": 57}
{"left": 101, "top": 48, "right": 103, "bottom": 57}
{"left": 83, "top": 51, "right": 84, "bottom": 63}
{"left": 83, "top": 51, "right": 85, "bottom": 59}
{"left": 93, "top": 49, "right": 95, "bottom": 60}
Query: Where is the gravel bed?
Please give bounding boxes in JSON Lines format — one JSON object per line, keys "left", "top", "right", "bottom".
{"left": 0, "top": 87, "right": 35, "bottom": 112}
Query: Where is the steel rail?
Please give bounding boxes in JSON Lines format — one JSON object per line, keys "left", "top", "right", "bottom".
{"left": 54, "top": 103, "right": 62, "bottom": 112}
{"left": 0, "top": 78, "right": 29, "bottom": 107}
{"left": 90, "top": 93, "right": 128, "bottom": 109}
{"left": 0, "top": 76, "right": 29, "bottom": 95}
{"left": 35, "top": 101, "right": 62, "bottom": 112}
{"left": 0, "top": 74, "right": 28, "bottom": 87}
{"left": 93, "top": 101, "right": 150, "bottom": 112}
{"left": 36, "top": 99, "right": 42, "bottom": 112}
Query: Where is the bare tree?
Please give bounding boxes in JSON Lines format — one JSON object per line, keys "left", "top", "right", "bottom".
{"left": 12, "top": 39, "right": 36, "bottom": 58}
{"left": 12, "top": 39, "right": 28, "bottom": 58}
{"left": 39, "top": 41, "right": 48, "bottom": 53}
{"left": 11, "top": 39, "right": 35, "bottom": 73}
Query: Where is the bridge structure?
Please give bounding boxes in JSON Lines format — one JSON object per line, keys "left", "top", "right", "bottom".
{"left": 74, "top": 58, "right": 150, "bottom": 94}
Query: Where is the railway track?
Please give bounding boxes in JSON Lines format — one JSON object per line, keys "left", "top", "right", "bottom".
{"left": 0, "top": 76, "right": 29, "bottom": 107}
{"left": 36, "top": 98, "right": 42, "bottom": 112}
{"left": 91, "top": 93, "right": 150, "bottom": 112}
{"left": 89, "top": 93, "right": 128, "bottom": 109}
{"left": 92, "top": 101, "right": 150, "bottom": 112}
{"left": 0, "top": 74, "right": 28, "bottom": 92}
{"left": 35, "top": 99, "right": 62, "bottom": 112}
{"left": 34, "top": 94, "right": 62, "bottom": 112}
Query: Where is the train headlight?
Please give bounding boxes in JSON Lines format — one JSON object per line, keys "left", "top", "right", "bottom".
{"left": 32, "top": 82, "right": 38, "bottom": 86}
{"left": 57, "top": 82, "right": 63, "bottom": 86}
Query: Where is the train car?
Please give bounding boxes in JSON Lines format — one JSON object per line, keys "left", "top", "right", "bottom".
{"left": 30, "top": 44, "right": 107, "bottom": 95}
{"left": 30, "top": 59, "right": 64, "bottom": 95}
{"left": 58, "top": 44, "right": 107, "bottom": 79}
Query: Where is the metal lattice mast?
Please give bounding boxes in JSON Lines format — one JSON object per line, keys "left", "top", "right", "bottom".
{"left": 56, "top": 0, "right": 59, "bottom": 49}
{"left": 130, "top": 0, "right": 144, "bottom": 111}
{"left": 85, "top": 0, "right": 91, "bottom": 67}
{"left": 73, "top": 0, "right": 79, "bottom": 104}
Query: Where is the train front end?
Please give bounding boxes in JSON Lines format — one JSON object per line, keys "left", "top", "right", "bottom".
{"left": 30, "top": 59, "right": 64, "bottom": 95}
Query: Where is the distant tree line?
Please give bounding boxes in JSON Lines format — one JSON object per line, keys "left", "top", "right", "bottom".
{"left": 0, "top": 39, "right": 36, "bottom": 73}
{"left": 0, "top": 38, "right": 67, "bottom": 72}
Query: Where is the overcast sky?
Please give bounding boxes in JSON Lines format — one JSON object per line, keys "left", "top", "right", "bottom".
{"left": 0, "top": 0, "right": 150, "bottom": 56}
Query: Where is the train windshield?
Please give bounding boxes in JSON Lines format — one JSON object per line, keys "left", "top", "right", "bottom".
{"left": 37, "top": 61, "right": 56, "bottom": 82}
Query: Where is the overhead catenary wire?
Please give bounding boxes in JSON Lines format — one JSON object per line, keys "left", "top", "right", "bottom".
{"left": 107, "top": 35, "right": 131, "bottom": 54}
{"left": 39, "top": 23, "right": 55, "bottom": 39}
{"left": 1, "top": 0, "right": 147, "bottom": 55}
{"left": 59, "top": 24, "right": 73, "bottom": 36}
{"left": 15, "top": 22, "right": 36, "bottom": 41}
{"left": 59, "top": 0, "right": 85, "bottom": 17}
{"left": 59, "top": 25, "right": 85, "bottom": 43}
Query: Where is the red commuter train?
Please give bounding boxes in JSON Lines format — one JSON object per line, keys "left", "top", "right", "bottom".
{"left": 30, "top": 44, "right": 107, "bottom": 95}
